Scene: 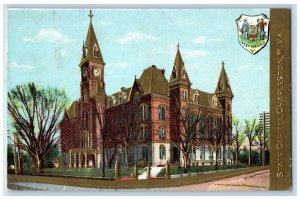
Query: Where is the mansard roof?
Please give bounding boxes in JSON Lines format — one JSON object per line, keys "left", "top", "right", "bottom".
{"left": 138, "top": 65, "right": 169, "bottom": 96}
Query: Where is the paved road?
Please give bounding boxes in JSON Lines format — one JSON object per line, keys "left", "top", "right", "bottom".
{"left": 7, "top": 169, "right": 269, "bottom": 192}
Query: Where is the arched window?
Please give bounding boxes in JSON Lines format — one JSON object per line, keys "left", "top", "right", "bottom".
{"left": 140, "top": 104, "right": 148, "bottom": 121}
{"left": 83, "top": 112, "right": 88, "bottom": 130}
{"left": 181, "top": 90, "right": 187, "bottom": 101}
{"left": 93, "top": 44, "right": 99, "bottom": 58}
{"left": 216, "top": 118, "right": 222, "bottom": 139}
{"left": 190, "top": 147, "right": 196, "bottom": 161}
{"left": 200, "top": 147, "right": 205, "bottom": 160}
{"left": 209, "top": 150, "right": 213, "bottom": 160}
{"left": 142, "top": 146, "right": 148, "bottom": 161}
{"left": 212, "top": 95, "right": 218, "bottom": 107}
{"left": 194, "top": 92, "right": 200, "bottom": 103}
{"left": 141, "top": 125, "right": 147, "bottom": 140}
{"left": 159, "top": 145, "right": 166, "bottom": 160}
{"left": 208, "top": 116, "right": 214, "bottom": 139}
{"left": 133, "top": 92, "right": 140, "bottom": 104}
{"left": 189, "top": 113, "right": 196, "bottom": 140}
{"left": 159, "top": 127, "right": 166, "bottom": 140}
{"left": 199, "top": 115, "right": 206, "bottom": 140}
{"left": 158, "top": 105, "right": 166, "bottom": 120}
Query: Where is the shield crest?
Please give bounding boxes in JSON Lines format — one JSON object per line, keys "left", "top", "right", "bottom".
{"left": 236, "top": 14, "right": 270, "bottom": 54}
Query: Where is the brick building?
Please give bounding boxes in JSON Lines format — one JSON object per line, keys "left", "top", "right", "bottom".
{"left": 60, "top": 11, "right": 234, "bottom": 168}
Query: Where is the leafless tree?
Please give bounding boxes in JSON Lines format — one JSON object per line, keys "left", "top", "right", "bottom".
{"left": 243, "top": 119, "right": 258, "bottom": 166}
{"left": 254, "top": 126, "right": 270, "bottom": 165}
{"left": 204, "top": 116, "right": 225, "bottom": 169}
{"left": 232, "top": 115, "right": 246, "bottom": 168}
{"left": 108, "top": 102, "right": 141, "bottom": 169}
{"left": 169, "top": 98, "right": 202, "bottom": 173}
{"left": 8, "top": 83, "right": 69, "bottom": 173}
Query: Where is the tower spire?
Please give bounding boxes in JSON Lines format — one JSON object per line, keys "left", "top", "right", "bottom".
{"left": 169, "top": 43, "right": 190, "bottom": 86}
{"left": 88, "top": 9, "right": 94, "bottom": 23}
{"left": 215, "top": 61, "right": 233, "bottom": 97}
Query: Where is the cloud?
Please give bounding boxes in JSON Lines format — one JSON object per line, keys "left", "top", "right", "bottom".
{"left": 116, "top": 31, "right": 159, "bottom": 44}
{"left": 24, "top": 29, "right": 75, "bottom": 43}
{"left": 193, "top": 36, "right": 206, "bottom": 44}
{"left": 97, "top": 20, "right": 111, "bottom": 26}
{"left": 238, "top": 63, "right": 265, "bottom": 71}
{"left": 181, "top": 49, "right": 208, "bottom": 58}
{"left": 8, "top": 61, "right": 35, "bottom": 70}
{"left": 106, "top": 62, "right": 131, "bottom": 68}
{"left": 193, "top": 36, "right": 223, "bottom": 44}
{"left": 58, "top": 49, "right": 67, "bottom": 57}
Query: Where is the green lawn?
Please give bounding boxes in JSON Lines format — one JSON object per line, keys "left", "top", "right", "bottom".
{"left": 42, "top": 167, "right": 146, "bottom": 178}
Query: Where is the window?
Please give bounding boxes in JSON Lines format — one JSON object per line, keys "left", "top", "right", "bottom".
{"left": 181, "top": 90, "right": 187, "bottom": 101}
{"left": 158, "top": 105, "right": 166, "bottom": 120}
{"left": 208, "top": 116, "right": 213, "bottom": 139}
{"left": 140, "top": 105, "right": 147, "bottom": 121}
{"left": 159, "top": 127, "right": 166, "bottom": 140}
{"left": 194, "top": 91, "right": 200, "bottom": 103}
{"left": 216, "top": 118, "right": 222, "bottom": 139}
{"left": 133, "top": 92, "right": 140, "bottom": 104}
{"left": 93, "top": 44, "right": 99, "bottom": 58}
{"left": 190, "top": 147, "right": 196, "bottom": 161}
{"left": 212, "top": 95, "right": 218, "bottom": 107}
{"left": 83, "top": 112, "right": 88, "bottom": 130}
{"left": 199, "top": 115, "right": 205, "bottom": 140}
{"left": 142, "top": 146, "right": 148, "bottom": 161}
{"left": 109, "top": 96, "right": 116, "bottom": 107}
{"left": 189, "top": 113, "right": 196, "bottom": 140}
{"left": 209, "top": 150, "right": 213, "bottom": 159}
{"left": 159, "top": 145, "right": 166, "bottom": 160}
{"left": 141, "top": 125, "right": 147, "bottom": 140}
{"left": 119, "top": 91, "right": 127, "bottom": 104}
{"left": 200, "top": 147, "right": 205, "bottom": 160}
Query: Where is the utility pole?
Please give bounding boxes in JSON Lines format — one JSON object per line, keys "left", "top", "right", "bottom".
{"left": 259, "top": 112, "right": 270, "bottom": 166}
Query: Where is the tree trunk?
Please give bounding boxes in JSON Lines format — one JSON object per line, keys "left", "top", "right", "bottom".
{"left": 236, "top": 149, "right": 239, "bottom": 168}
{"left": 124, "top": 147, "right": 129, "bottom": 169}
{"left": 248, "top": 143, "right": 252, "bottom": 166}
{"left": 215, "top": 149, "right": 219, "bottom": 169}
{"left": 223, "top": 145, "right": 226, "bottom": 165}
{"left": 183, "top": 154, "right": 188, "bottom": 173}
{"left": 30, "top": 155, "right": 38, "bottom": 173}
{"left": 37, "top": 155, "right": 44, "bottom": 173}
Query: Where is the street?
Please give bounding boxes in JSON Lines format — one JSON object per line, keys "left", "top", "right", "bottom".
{"left": 7, "top": 169, "right": 269, "bottom": 192}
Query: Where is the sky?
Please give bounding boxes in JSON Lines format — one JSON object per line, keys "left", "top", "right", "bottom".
{"left": 7, "top": 9, "right": 270, "bottom": 121}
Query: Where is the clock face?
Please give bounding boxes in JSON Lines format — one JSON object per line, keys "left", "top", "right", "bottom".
{"left": 93, "top": 68, "right": 100, "bottom": 77}
{"left": 82, "top": 67, "right": 88, "bottom": 77}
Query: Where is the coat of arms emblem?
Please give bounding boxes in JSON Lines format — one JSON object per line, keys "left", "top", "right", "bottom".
{"left": 236, "top": 14, "right": 270, "bottom": 54}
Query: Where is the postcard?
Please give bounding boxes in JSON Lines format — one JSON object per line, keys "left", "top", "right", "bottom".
{"left": 4, "top": 7, "right": 292, "bottom": 192}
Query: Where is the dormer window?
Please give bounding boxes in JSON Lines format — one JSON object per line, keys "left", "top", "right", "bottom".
{"left": 194, "top": 91, "right": 200, "bottom": 103}
{"left": 93, "top": 44, "right": 99, "bottom": 58}
{"left": 212, "top": 95, "right": 218, "bottom": 108}
{"left": 133, "top": 92, "right": 140, "bottom": 104}
{"left": 181, "top": 90, "right": 187, "bottom": 101}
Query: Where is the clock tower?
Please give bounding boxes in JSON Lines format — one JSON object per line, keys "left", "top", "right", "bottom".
{"left": 78, "top": 10, "right": 106, "bottom": 156}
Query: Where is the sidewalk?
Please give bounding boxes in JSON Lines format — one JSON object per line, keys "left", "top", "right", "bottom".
{"left": 138, "top": 167, "right": 163, "bottom": 179}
